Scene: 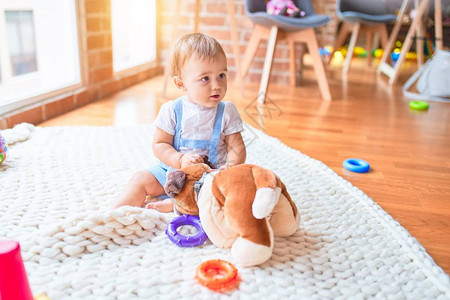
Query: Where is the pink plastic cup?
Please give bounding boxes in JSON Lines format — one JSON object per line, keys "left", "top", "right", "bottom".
{"left": 0, "top": 240, "right": 33, "bottom": 300}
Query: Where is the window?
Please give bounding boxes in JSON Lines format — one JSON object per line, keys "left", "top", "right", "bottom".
{"left": 0, "top": 0, "right": 81, "bottom": 113}
{"left": 6, "top": 11, "right": 37, "bottom": 76}
{"left": 111, "top": 0, "right": 157, "bottom": 72}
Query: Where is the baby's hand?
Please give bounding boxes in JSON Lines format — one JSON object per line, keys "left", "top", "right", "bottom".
{"left": 180, "top": 153, "right": 204, "bottom": 168}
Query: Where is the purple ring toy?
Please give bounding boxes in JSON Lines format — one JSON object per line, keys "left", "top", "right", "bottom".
{"left": 166, "top": 214, "right": 208, "bottom": 247}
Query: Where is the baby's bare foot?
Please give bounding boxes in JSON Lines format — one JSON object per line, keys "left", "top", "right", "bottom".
{"left": 145, "top": 198, "right": 174, "bottom": 213}
{"left": 144, "top": 195, "right": 160, "bottom": 206}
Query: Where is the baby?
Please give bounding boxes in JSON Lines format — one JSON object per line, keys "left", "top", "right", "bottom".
{"left": 112, "top": 33, "right": 246, "bottom": 212}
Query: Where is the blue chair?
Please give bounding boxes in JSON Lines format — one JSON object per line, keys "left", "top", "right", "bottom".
{"left": 329, "top": 0, "right": 397, "bottom": 75}
{"left": 240, "top": 0, "right": 332, "bottom": 102}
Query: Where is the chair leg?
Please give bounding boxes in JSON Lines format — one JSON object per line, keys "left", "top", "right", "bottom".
{"left": 194, "top": 0, "right": 200, "bottom": 33}
{"left": 389, "top": 0, "right": 429, "bottom": 85}
{"left": 372, "top": 32, "right": 380, "bottom": 50}
{"left": 328, "top": 22, "right": 351, "bottom": 64}
{"left": 343, "top": 22, "right": 360, "bottom": 76}
{"left": 226, "top": 0, "right": 244, "bottom": 95}
{"left": 162, "top": 61, "right": 171, "bottom": 99}
{"left": 258, "top": 26, "right": 278, "bottom": 104}
{"left": 378, "top": 24, "right": 389, "bottom": 50}
{"left": 298, "top": 44, "right": 306, "bottom": 73}
{"left": 366, "top": 29, "right": 373, "bottom": 67}
{"left": 240, "top": 25, "right": 266, "bottom": 79}
{"left": 377, "top": 0, "right": 411, "bottom": 77}
{"left": 303, "top": 28, "right": 332, "bottom": 101}
{"left": 289, "top": 39, "right": 296, "bottom": 86}
{"left": 435, "top": 0, "right": 444, "bottom": 50}
{"left": 162, "top": 0, "right": 181, "bottom": 98}
{"left": 416, "top": 12, "right": 425, "bottom": 67}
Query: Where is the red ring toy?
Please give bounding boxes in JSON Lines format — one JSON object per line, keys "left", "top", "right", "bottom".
{"left": 195, "top": 259, "right": 239, "bottom": 291}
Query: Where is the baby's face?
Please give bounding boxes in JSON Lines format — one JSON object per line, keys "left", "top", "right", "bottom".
{"left": 178, "top": 54, "right": 228, "bottom": 108}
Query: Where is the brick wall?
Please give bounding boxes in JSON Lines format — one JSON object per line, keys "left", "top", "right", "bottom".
{"left": 1, "top": 0, "right": 339, "bottom": 129}
{"left": 0, "top": 0, "right": 162, "bottom": 129}
{"left": 159, "top": 0, "right": 338, "bottom": 86}
{"left": 322, "top": 0, "right": 339, "bottom": 46}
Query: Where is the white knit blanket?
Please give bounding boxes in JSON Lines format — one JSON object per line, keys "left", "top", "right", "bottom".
{"left": 1, "top": 124, "right": 449, "bottom": 300}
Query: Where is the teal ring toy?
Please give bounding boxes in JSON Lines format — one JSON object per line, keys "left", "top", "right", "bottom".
{"left": 343, "top": 158, "right": 370, "bottom": 173}
{"left": 409, "top": 101, "right": 429, "bottom": 111}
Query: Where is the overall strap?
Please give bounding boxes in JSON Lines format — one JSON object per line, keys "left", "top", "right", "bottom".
{"left": 208, "top": 102, "right": 225, "bottom": 167}
{"left": 179, "top": 139, "right": 210, "bottom": 149}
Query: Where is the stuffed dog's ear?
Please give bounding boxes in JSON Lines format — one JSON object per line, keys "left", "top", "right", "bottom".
{"left": 164, "top": 170, "right": 186, "bottom": 198}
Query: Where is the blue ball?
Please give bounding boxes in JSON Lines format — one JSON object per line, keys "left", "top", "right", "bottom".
{"left": 391, "top": 52, "right": 400, "bottom": 62}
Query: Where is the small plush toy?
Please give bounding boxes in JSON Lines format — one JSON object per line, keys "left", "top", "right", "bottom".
{"left": 164, "top": 163, "right": 300, "bottom": 267}
{"left": 0, "top": 131, "right": 7, "bottom": 166}
{"left": 266, "top": 0, "right": 306, "bottom": 18}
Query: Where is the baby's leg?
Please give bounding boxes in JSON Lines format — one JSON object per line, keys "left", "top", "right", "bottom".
{"left": 112, "top": 170, "right": 165, "bottom": 208}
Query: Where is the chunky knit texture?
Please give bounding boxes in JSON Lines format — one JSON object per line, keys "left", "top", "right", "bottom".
{"left": 1, "top": 124, "right": 449, "bottom": 299}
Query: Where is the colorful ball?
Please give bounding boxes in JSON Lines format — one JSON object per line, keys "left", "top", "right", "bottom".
{"left": 0, "top": 131, "right": 7, "bottom": 165}
{"left": 406, "top": 52, "right": 417, "bottom": 60}
{"left": 391, "top": 52, "right": 400, "bottom": 61}
{"left": 374, "top": 49, "right": 384, "bottom": 58}
{"left": 391, "top": 48, "right": 401, "bottom": 62}
{"left": 324, "top": 45, "right": 333, "bottom": 56}
{"left": 354, "top": 46, "right": 367, "bottom": 57}
{"left": 0, "top": 151, "right": 5, "bottom": 165}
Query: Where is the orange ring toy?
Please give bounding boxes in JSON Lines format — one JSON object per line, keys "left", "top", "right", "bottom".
{"left": 195, "top": 259, "right": 239, "bottom": 291}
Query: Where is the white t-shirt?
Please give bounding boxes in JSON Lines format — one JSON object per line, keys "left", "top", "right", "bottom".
{"left": 153, "top": 96, "right": 244, "bottom": 167}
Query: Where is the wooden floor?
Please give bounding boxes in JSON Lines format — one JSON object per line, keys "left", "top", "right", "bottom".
{"left": 40, "top": 59, "right": 450, "bottom": 274}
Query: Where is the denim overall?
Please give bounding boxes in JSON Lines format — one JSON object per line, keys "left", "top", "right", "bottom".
{"left": 149, "top": 97, "right": 225, "bottom": 189}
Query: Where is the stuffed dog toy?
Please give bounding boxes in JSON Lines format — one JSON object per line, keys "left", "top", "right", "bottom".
{"left": 266, "top": 0, "right": 306, "bottom": 18}
{"left": 164, "top": 163, "right": 300, "bottom": 267}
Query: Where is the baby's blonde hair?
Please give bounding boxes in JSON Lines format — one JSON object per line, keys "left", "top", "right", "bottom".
{"left": 170, "top": 33, "right": 226, "bottom": 77}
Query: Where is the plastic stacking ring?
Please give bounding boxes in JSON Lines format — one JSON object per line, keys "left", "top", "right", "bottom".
{"left": 165, "top": 214, "right": 208, "bottom": 247}
{"left": 343, "top": 158, "right": 370, "bottom": 173}
{"left": 195, "top": 259, "right": 239, "bottom": 291}
{"left": 409, "top": 101, "right": 429, "bottom": 111}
